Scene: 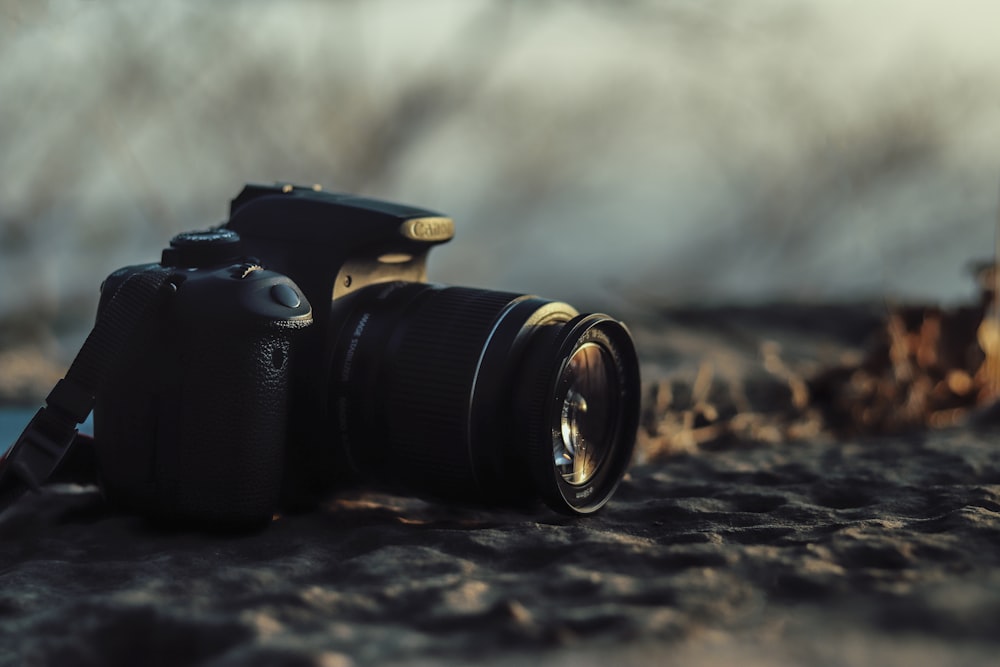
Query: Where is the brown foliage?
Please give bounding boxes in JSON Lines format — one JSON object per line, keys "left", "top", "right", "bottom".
{"left": 810, "top": 303, "right": 989, "bottom": 436}
{"left": 640, "top": 267, "right": 1000, "bottom": 460}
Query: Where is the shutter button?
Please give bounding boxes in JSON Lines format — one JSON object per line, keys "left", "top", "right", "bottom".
{"left": 270, "top": 284, "right": 301, "bottom": 308}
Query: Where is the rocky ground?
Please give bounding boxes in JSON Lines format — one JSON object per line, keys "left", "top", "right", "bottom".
{"left": 1, "top": 303, "right": 999, "bottom": 666}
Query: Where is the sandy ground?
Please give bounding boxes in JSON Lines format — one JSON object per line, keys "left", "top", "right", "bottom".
{"left": 2, "top": 307, "right": 1000, "bottom": 666}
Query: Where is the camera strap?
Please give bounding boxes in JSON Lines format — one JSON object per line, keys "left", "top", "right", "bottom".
{"left": 0, "top": 269, "right": 171, "bottom": 511}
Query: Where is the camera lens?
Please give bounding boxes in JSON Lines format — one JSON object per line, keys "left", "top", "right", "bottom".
{"left": 326, "top": 282, "right": 640, "bottom": 515}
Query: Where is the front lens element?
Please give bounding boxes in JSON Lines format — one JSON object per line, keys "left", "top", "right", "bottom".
{"left": 518, "top": 313, "right": 640, "bottom": 514}
{"left": 557, "top": 343, "right": 616, "bottom": 486}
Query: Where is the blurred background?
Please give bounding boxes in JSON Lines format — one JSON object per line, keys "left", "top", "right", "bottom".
{"left": 2, "top": 0, "right": 1000, "bottom": 401}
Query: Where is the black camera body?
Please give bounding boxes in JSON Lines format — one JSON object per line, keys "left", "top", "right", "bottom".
{"left": 93, "top": 184, "right": 641, "bottom": 526}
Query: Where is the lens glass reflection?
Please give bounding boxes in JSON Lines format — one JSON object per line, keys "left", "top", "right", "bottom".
{"left": 555, "top": 343, "right": 616, "bottom": 485}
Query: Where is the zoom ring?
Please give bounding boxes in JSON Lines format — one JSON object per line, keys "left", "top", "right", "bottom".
{"left": 378, "top": 287, "right": 522, "bottom": 496}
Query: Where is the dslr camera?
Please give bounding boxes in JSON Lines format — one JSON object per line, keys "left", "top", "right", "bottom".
{"left": 75, "top": 184, "right": 641, "bottom": 525}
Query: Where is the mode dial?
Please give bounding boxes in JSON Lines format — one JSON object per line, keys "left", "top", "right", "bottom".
{"left": 162, "top": 229, "right": 242, "bottom": 268}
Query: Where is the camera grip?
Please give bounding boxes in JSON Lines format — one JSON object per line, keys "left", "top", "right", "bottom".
{"left": 176, "top": 334, "right": 292, "bottom": 523}
{"left": 94, "top": 268, "right": 310, "bottom": 526}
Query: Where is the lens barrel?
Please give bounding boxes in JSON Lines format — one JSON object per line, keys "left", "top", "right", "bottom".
{"left": 326, "top": 282, "right": 640, "bottom": 514}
